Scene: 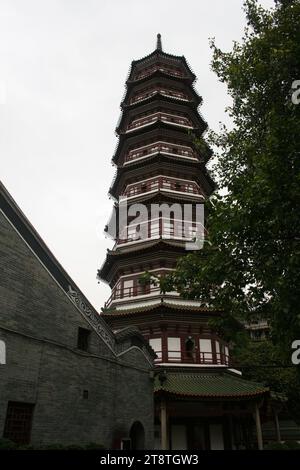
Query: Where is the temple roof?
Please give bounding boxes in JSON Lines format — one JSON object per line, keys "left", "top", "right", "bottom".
{"left": 107, "top": 238, "right": 187, "bottom": 258}
{"left": 102, "top": 299, "right": 221, "bottom": 317}
{"left": 154, "top": 371, "right": 269, "bottom": 399}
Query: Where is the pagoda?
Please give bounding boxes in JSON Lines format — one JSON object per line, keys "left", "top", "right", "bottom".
{"left": 98, "top": 35, "right": 274, "bottom": 450}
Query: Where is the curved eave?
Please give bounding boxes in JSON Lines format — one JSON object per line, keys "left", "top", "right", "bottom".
{"left": 109, "top": 154, "right": 215, "bottom": 199}
{"left": 102, "top": 302, "right": 222, "bottom": 317}
{"left": 121, "top": 90, "right": 202, "bottom": 111}
{"left": 108, "top": 238, "right": 187, "bottom": 257}
{"left": 126, "top": 68, "right": 194, "bottom": 88}
{"left": 154, "top": 389, "right": 269, "bottom": 400}
{"left": 117, "top": 120, "right": 205, "bottom": 141}
{"left": 112, "top": 124, "right": 208, "bottom": 165}
{"left": 117, "top": 190, "right": 205, "bottom": 206}
{"left": 98, "top": 239, "right": 187, "bottom": 283}
{"left": 128, "top": 50, "right": 196, "bottom": 81}
{"left": 153, "top": 373, "right": 270, "bottom": 400}
{"left": 121, "top": 92, "right": 202, "bottom": 116}
{"left": 116, "top": 97, "right": 206, "bottom": 135}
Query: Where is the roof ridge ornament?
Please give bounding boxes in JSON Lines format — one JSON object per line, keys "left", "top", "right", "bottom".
{"left": 156, "top": 33, "right": 162, "bottom": 51}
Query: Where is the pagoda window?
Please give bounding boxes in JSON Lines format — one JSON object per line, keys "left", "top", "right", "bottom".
{"left": 149, "top": 338, "right": 162, "bottom": 361}
{"left": 163, "top": 179, "right": 171, "bottom": 190}
{"left": 185, "top": 337, "right": 196, "bottom": 362}
{"left": 167, "top": 337, "right": 181, "bottom": 361}
{"left": 224, "top": 345, "right": 229, "bottom": 365}
{"left": 215, "top": 340, "right": 221, "bottom": 364}
{"left": 185, "top": 221, "right": 203, "bottom": 240}
{"left": 150, "top": 179, "right": 158, "bottom": 190}
{"left": 199, "top": 338, "right": 213, "bottom": 363}
{"left": 150, "top": 219, "right": 160, "bottom": 238}
{"left": 162, "top": 219, "right": 175, "bottom": 238}
{"left": 137, "top": 278, "right": 150, "bottom": 296}
{"left": 127, "top": 224, "right": 142, "bottom": 241}
{"left": 122, "top": 279, "right": 134, "bottom": 298}
{"left": 184, "top": 183, "right": 193, "bottom": 193}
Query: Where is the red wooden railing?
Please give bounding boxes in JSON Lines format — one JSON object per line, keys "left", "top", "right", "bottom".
{"left": 134, "top": 65, "right": 185, "bottom": 80}
{"left": 125, "top": 142, "right": 196, "bottom": 163}
{"left": 127, "top": 112, "right": 192, "bottom": 131}
{"left": 124, "top": 176, "right": 202, "bottom": 198}
{"left": 104, "top": 285, "right": 164, "bottom": 308}
{"left": 130, "top": 87, "right": 188, "bottom": 104}
{"left": 117, "top": 218, "right": 204, "bottom": 245}
{"left": 154, "top": 350, "right": 230, "bottom": 366}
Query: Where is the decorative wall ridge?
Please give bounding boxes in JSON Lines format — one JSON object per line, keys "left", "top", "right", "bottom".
{"left": 67, "top": 286, "right": 115, "bottom": 350}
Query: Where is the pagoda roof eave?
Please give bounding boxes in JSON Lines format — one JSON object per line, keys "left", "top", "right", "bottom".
{"left": 109, "top": 156, "right": 216, "bottom": 200}
{"left": 153, "top": 371, "right": 270, "bottom": 400}
{"left": 115, "top": 190, "right": 205, "bottom": 206}
{"left": 116, "top": 120, "right": 206, "bottom": 141}
{"left": 126, "top": 68, "right": 195, "bottom": 88}
{"left": 121, "top": 86, "right": 202, "bottom": 110}
{"left": 112, "top": 125, "right": 212, "bottom": 166}
{"left": 97, "top": 239, "right": 188, "bottom": 282}
{"left": 116, "top": 98, "right": 206, "bottom": 135}
{"left": 128, "top": 50, "right": 196, "bottom": 81}
{"left": 101, "top": 300, "right": 222, "bottom": 317}
{"left": 108, "top": 238, "right": 187, "bottom": 257}
{"left": 121, "top": 92, "right": 201, "bottom": 114}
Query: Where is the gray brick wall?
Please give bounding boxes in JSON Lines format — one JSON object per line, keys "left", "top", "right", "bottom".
{"left": 0, "top": 209, "right": 154, "bottom": 448}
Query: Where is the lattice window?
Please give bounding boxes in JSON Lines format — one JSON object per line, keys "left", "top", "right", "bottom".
{"left": 3, "top": 401, "right": 34, "bottom": 445}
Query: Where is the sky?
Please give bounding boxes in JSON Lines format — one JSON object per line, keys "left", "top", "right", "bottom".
{"left": 0, "top": 0, "right": 276, "bottom": 311}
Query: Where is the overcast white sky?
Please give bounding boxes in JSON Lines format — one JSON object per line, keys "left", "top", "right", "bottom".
{"left": 1, "top": 0, "right": 275, "bottom": 310}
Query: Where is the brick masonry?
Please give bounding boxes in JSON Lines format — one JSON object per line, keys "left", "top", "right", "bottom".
{"left": 0, "top": 207, "right": 154, "bottom": 448}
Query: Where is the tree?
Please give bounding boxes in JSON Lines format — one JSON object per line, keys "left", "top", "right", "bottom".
{"left": 234, "top": 338, "right": 300, "bottom": 421}
{"left": 161, "top": 0, "right": 300, "bottom": 394}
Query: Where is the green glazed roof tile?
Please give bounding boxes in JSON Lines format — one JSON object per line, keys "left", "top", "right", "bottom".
{"left": 154, "top": 372, "right": 269, "bottom": 399}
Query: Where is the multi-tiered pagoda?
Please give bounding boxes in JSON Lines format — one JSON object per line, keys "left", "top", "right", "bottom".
{"left": 98, "top": 35, "right": 275, "bottom": 450}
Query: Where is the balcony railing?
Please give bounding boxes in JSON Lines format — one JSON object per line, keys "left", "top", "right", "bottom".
{"left": 127, "top": 112, "right": 193, "bottom": 132}
{"left": 154, "top": 350, "right": 230, "bottom": 366}
{"left": 134, "top": 65, "right": 185, "bottom": 80}
{"left": 125, "top": 141, "right": 197, "bottom": 164}
{"left": 104, "top": 284, "right": 178, "bottom": 308}
{"left": 117, "top": 217, "right": 204, "bottom": 245}
{"left": 123, "top": 176, "right": 203, "bottom": 198}
{"left": 130, "top": 88, "right": 188, "bottom": 105}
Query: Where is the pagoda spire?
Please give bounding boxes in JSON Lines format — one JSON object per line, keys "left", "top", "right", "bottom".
{"left": 156, "top": 33, "right": 162, "bottom": 51}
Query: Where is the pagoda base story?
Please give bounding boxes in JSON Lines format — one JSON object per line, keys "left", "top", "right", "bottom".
{"left": 153, "top": 369, "right": 270, "bottom": 450}
{"left": 155, "top": 399, "right": 267, "bottom": 450}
